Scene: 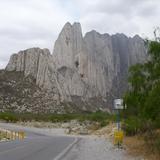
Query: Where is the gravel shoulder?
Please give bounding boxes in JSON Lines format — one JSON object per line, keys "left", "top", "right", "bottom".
{"left": 61, "top": 136, "right": 137, "bottom": 160}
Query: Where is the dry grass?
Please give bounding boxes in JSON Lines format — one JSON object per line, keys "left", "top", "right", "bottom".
{"left": 93, "top": 123, "right": 160, "bottom": 160}
{"left": 124, "top": 135, "right": 160, "bottom": 160}
{"left": 92, "top": 122, "right": 116, "bottom": 137}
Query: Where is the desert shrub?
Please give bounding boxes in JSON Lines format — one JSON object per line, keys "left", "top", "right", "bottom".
{"left": 123, "top": 117, "right": 139, "bottom": 136}
{"left": 154, "top": 136, "right": 160, "bottom": 154}
{"left": 123, "top": 116, "right": 157, "bottom": 136}
{"left": 86, "top": 111, "right": 110, "bottom": 122}
{"left": 144, "top": 130, "right": 160, "bottom": 154}
{"left": 123, "top": 116, "right": 143, "bottom": 136}
{"left": 49, "top": 114, "right": 78, "bottom": 122}
{"left": 0, "top": 112, "right": 18, "bottom": 122}
{"left": 99, "top": 120, "right": 109, "bottom": 127}
{"left": 153, "top": 116, "right": 160, "bottom": 129}
{"left": 0, "top": 111, "right": 110, "bottom": 126}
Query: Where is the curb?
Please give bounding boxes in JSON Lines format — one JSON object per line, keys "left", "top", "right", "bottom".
{"left": 54, "top": 137, "right": 81, "bottom": 160}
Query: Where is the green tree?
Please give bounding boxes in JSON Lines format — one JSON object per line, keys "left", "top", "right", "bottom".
{"left": 123, "top": 29, "right": 160, "bottom": 155}
{"left": 124, "top": 29, "right": 160, "bottom": 122}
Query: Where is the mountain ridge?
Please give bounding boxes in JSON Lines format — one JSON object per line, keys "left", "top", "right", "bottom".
{"left": 2, "top": 22, "right": 147, "bottom": 113}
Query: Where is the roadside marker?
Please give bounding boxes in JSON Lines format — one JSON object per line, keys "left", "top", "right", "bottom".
{"left": 113, "top": 99, "right": 126, "bottom": 148}
{"left": 114, "top": 130, "right": 124, "bottom": 146}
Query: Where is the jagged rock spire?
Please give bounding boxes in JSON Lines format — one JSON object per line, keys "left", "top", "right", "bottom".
{"left": 5, "top": 22, "right": 147, "bottom": 112}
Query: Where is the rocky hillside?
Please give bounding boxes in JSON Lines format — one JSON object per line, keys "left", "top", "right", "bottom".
{"left": 2, "top": 22, "right": 147, "bottom": 113}
{"left": 0, "top": 70, "right": 61, "bottom": 113}
{"left": 0, "top": 70, "right": 104, "bottom": 113}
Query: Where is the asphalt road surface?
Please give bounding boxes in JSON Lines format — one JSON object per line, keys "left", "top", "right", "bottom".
{"left": 0, "top": 123, "right": 75, "bottom": 160}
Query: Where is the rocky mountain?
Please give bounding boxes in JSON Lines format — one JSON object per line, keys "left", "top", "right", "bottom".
{"left": 1, "top": 22, "right": 147, "bottom": 113}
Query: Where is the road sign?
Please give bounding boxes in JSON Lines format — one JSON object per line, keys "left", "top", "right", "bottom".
{"left": 114, "top": 99, "right": 124, "bottom": 110}
{"left": 114, "top": 130, "right": 124, "bottom": 146}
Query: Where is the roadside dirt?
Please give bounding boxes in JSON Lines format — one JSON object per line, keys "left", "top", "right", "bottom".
{"left": 124, "top": 136, "right": 160, "bottom": 160}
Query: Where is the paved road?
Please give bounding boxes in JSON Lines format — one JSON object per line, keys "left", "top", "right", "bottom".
{"left": 0, "top": 123, "right": 75, "bottom": 160}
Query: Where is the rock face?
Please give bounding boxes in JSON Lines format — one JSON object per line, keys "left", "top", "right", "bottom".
{"left": 6, "top": 48, "right": 50, "bottom": 77}
{"left": 51, "top": 23, "right": 146, "bottom": 102}
{"left": 0, "top": 70, "right": 65, "bottom": 113}
{"left": 4, "top": 22, "right": 147, "bottom": 113}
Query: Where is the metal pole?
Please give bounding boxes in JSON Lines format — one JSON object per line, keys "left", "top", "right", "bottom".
{"left": 116, "top": 109, "right": 120, "bottom": 131}
{"left": 117, "top": 109, "right": 121, "bottom": 148}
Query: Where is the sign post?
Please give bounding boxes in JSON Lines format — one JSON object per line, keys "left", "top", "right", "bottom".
{"left": 113, "top": 99, "right": 125, "bottom": 148}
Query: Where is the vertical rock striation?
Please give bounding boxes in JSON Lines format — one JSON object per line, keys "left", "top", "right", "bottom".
{"left": 5, "top": 22, "right": 147, "bottom": 112}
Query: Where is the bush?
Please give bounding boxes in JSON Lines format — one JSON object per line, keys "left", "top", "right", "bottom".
{"left": 86, "top": 111, "right": 110, "bottom": 122}
{"left": 123, "top": 117, "right": 143, "bottom": 136}
{"left": 100, "top": 120, "right": 109, "bottom": 127}
{"left": 0, "top": 111, "right": 110, "bottom": 126}
{"left": 123, "top": 116, "right": 158, "bottom": 136}
{"left": 0, "top": 112, "right": 18, "bottom": 122}
{"left": 153, "top": 116, "right": 160, "bottom": 129}
{"left": 154, "top": 136, "right": 160, "bottom": 154}
{"left": 144, "top": 130, "right": 160, "bottom": 154}
{"left": 50, "top": 114, "right": 78, "bottom": 122}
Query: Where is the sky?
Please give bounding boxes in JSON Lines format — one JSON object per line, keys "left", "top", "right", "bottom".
{"left": 0, "top": 0, "right": 160, "bottom": 69}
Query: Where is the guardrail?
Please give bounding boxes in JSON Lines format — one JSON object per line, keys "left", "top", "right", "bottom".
{"left": 0, "top": 129, "right": 25, "bottom": 141}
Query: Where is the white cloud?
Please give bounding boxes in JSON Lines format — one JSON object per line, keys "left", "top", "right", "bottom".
{"left": 77, "top": 0, "right": 160, "bottom": 37}
{"left": 0, "top": 0, "right": 160, "bottom": 68}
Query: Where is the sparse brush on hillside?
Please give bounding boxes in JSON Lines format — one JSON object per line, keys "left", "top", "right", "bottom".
{"left": 123, "top": 29, "right": 160, "bottom": 155}
{"left": 0, "top": 111, "right": 111, "bottom": 127}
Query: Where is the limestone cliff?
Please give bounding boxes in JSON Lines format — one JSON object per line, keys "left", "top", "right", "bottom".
{"left": 4, "top": 22, "right": 147, "bottom": 113}
{"left": 51, "top": 23, "right": 146, "bottom": 101}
